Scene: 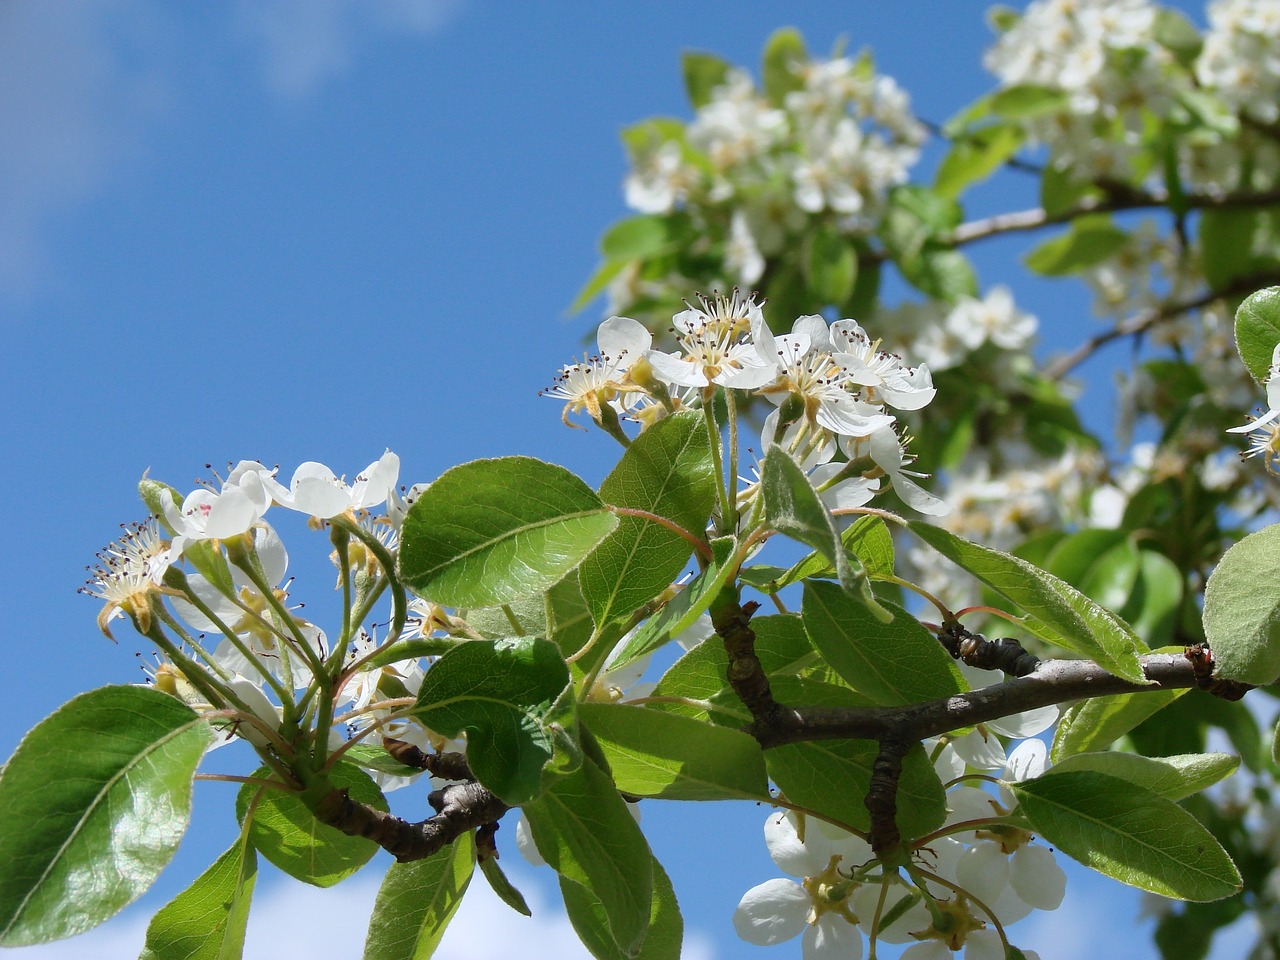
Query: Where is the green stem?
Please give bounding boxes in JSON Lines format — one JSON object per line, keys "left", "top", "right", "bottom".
{"left": 702, "top": 386, "right": 731, "bottom": 536}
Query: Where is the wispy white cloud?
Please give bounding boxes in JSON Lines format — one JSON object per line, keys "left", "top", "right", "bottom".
{"left": 11, "top": 862, "right": 718, "bottom": 959}
{"left": 233, "top": 0, "right": 464, "bottom": 99}
{"left": 0, "top": 0, "right": 170, "bottom": 299}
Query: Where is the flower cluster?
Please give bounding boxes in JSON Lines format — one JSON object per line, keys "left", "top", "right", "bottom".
{"left": 545, "top": 291, "right": 947, "bottom": 517}
{"left": 1228, "top": 343, "right": 1280, "bottom": 476}
{"left": 735, "top": 738, "right": 1063, "bottom": 960}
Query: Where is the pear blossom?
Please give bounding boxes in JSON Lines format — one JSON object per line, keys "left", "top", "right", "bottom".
{"left": 542, "top": 316, "right": 653, "bottom": 425}
{"left": 1228, "top": 344, "right": 1280, "bottom": 474}
{"left": 645, "top": 291, "right": 776, "bottom": 390}
{"left": 81, "top": 516, "right": 174, "bottom": 638}
{"left": 844, "top": 427, "right": 949, "bottom": 516}
{"left": 945, "top": 286, "right": 1037, "bottom": 352}
{"left": 756, "top": 411, "right": 881, "bottom": 513}
{"left": 829, "top": 319, "right": 936, "bottom": 411}
{"left": 160, "top": 460, "right": 276, "bottom": 559}
{"left": 266, "top": 451, "right": 400, "bottom": 519}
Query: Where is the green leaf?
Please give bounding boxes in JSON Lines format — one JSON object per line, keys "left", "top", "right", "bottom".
{"left": 1153, "top": 8, "right": 1203, "bottom": 66}
{"left": 466, "top": 574, "right": 595, "bottom": 657}
{"left": 412, "top": 638, "right": 575, "bottom": 805}
{"left": 0, "top": 686, "right": 214, "bottom": 946}
{"left": 764, "top": 515, "right": 895, "bottom": 592}
{"left": 610, "top": 537, "right": 736, "bottom": 669}
{"left": 601, "top": 216, "right": 675, "bottom": 260}
{"left": 561, "top": 854, "right": 682, "bottom": 960}
{"left": 907, "top": 522, "right": 1146, "bottom": 682}
{"left": 1233, "top": 286, "right": 1280, "bottom": 383}
{"left": 761, "top": 28, "right": 807, "bottom": 106}
{"left": 681, "top": 51, "right": 731, "bottom": 109}
{"left": 762, "top": 447, "right": 863, "bottom": 599}
{"left": 766, "top": 742, "right": 946, "bottom": 839}
{"left": 1199, "top": 205, "right": 1280, "bottom": 293}
{"left": 581, "top": 411, "right": 715, "bottom": 630}
{"left": 900, "top": 247, "right": 978, "bottom": 301}
{"left": 571, "top": 258, "right": 631, "bottom": 313}
{"left": 478, "top": 855, "right": 531, "bottom": 917}
{"left": 1046, "top": 752, "right": 1240, "bottom": 802}
{"left": 935, "top": 123, "right": 1024, "bottom": 198}
{"left": 523, "top": 759, "right": 653, "bottom": 956}
{"left": 801, "top": 582, "right": 965, "bottom": 705}
{"left": 1203, "top": 524, "right": 1280, "bottom": 684}
{"left": 235, "top": 761, "right": 387, "bottom": 888}
{"left": 1024, "top": 216, "right": 1129, "bottom": 276}
{"left": 361, "top": 638, "right": 465, "bottom": 671}
{"left": 1051, "top": 687, "right": 1188, "bottom": 761}
{"left": 988, "top": 84, "right": 1071, "bottom": 121}
{"left": 342, "top": 744, "right": 429, "bottom": 781}
{"left": 1011, "top": 771, "right": 1242, "bottom": 901}
{"left": 803, "top": 227, "right": 858, "bottom": 304}
{"left": 399, "top": 457, "right": 618, "bottom": 608}
{"left": 579, "top": 703, "right": 770, "bottom": 801}
{"left": 1039, "top": 164, "right": 1104, "bottom": 219}
{"left": 1274, "top": 718, "right": 1280, "bottom": 768}
{"left": 140, "top": 836, "right": 257, "bottom": 960}
{"left": 363, "top": 832, "right": 475, "bottom": 960}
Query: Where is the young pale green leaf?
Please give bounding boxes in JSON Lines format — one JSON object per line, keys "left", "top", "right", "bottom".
{"left": 1039, "top": 162, "right": 1104, "bottom": 218}
{"left": 1024, "top": 216, "right": 1129, "bottom": 276}
{"left": 412, "top": 638, "right": 574, "bottom": 805}
{"left": 579, "top": 703, "right": 770, "bottom": 801}
{"left": 900, "top": 246, "right": 979, "bottom": 302}
{"left": 934, "top": 123, "right": 1024, "bottom": 198}
{"left": 561, "top": 855, "right": 682, "bottom": 960}
{"left": 907, "top": 521, "right": 1146, "bottom": 682}
{"left": 478, "top": 855, "right": 531, "bottom": 917}
{"left": 1046, "top": 752, "right": 1239, "bottom": 802}
{"left": 1204, "top": 524, "right": 1280, "bottom": 684}
{"left": 1234, "top": 286, "right": 1280, "bottom": 382}
{"left": 360, "top": 638, "right": 464, "bottom": 671}
{"left": 399, "top": 457, "right": 618, "bottom": 609}
{"left": 235, "top": 761, "right": 388, "bottom": 888}
{"left": 768, "top": 515, "right": 895, "bottom": 591}
{"left": 0, "top": 685, "right": 214, "bottom": 947}
{"left": 681, "top": 50, "right": 731, "bottom": 108}
{"left": 1051, "top": 688, "right": 1188, "bottom": 761}
{"left": 362, "top": 832, "right": 475, "bottom": 960}
{"left": 523, "top": 758, "right": 653, "bottom": 956}
{"left": 580, "top": 411, "right": 715, "bottom": 630}
{"left": 801, "top": 582, "right": 965, "bottom": 706}
{"left": 1011, "top": 771, "right": 1242, "bottom": 901}
{"left": 610, "top": 537, "right": 736, "bottom": 669}
{"left": 762, "top": 447, "right": 874, "bottom": 605}
{"left": 761, "top": 27, "right": 807, "bottom": 105}
{"left": 766, "top": 741, "right": 946, "bottom": 839}
{"left": 600, "top": 215, "right": 676, "bottom": 261}
{"left": 988, "top": 83, "right": 1071, "bottom": 120}
{"left": 139, "top": 837, "right": 257, "bottom": 960}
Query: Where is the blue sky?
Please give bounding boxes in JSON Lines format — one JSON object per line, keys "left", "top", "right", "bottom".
{"left": 1, "top": 2, "right": 1251, "bottom": 958}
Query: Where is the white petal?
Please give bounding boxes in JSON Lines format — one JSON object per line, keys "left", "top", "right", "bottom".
{"left": 350, "top": 450, "right": 400, "bottom": 510}
{"left": 598, "top": 315, "right": 652, "bottom": 362}
{"left": 203, "top": 487, "right": 260, "bottom": 539}
{"left": 802, "top": 914, "right": 862, "bottom": 960}
{"left": 1003, "top": 738, "right": 1049, "bottom": 783}
{"left": 965, "top": 927, "right": 1005, "bottom": 960}
{"left": 900, "top": 941, "right": 950, "bottom": 960}
{"left": 1010, "top": 845, "right": 1066, "bottom": 910}
{"left": 889, "top": 471, "right": 950, "bottom": 516}
{"left": 514, "top": 814, "right": 545, "bottom": 867}
{"left": 851, "top": 884, "right": 931, "bottom": 943}
{"left": 956, "top": 841, "right": 1009, "bottom": 905}
{"left": 288, "top": 477, "right": 353, "bottom": 518}
{"left": 252, "top": 524, "right": 289, "bottom": 586}
{"left": 765, "top": 810, "right": 826, "bottom": 877}
{"left": 647, "top": 350, "right": 707, "bottom": 388}
{"left": 1227, "top": 405, "right": 1280, "bottom": 433}
{"left": 733, "top": 878, "right": 811, "bottom": 945}
{"left": 989, "top": 705, "right": 1058, "bottom": 739}
{"left": 952, "top": 730, "right": 1008, "bottom": 771}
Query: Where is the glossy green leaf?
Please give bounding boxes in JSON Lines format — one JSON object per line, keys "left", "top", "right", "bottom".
{"left": 0, "top": 686, "right": 214, "bottom": 946}
{"left": 139, "top": 835, "right": 257, "bottom": 960}
{"left": 907, "top": 522, "right": 1146, "bottom": 682}
{"left": 1024, "top": 216, "right": 1129, "bottom": 276}
{"left": 579, "top": 703, "right": 769, "bottom": 801}
{"left": 935, "top": 123, "right": 1024, "bottom": 198}
{"left": 562, "top": 854, "right": 682, "bottom": 960}
{"left": 611, "top": 537, "right": 736, "bottom": 669}
{"left": 478, "top": 855, "right": 531, "bottom": 917}
{"left": 1046, "top": 752, "right": 1239, "bottom": 802}
{"left": 342, "top": 744, "right": 428, "bottom": 781}
{"left": 466, "top": 574, "right": 595, "bottom": 658}
{"left": 523, "top": 758, "right": 653, "bottom": 956}
{"left": 1123, "top": 550, "right": 1183, "bottom": 647}
{"left": 1203, "top": 524, "right": 1280, "bottom": 684}
{"left": 681, "top": 51, "right": 731, "bottom": 108}
{"left": 801, "top": 582, "right": 965, "bottom": 705}
{"left": 1234, "top": 286, "right": 1280, "bottom": 383}
{"left": 1051, "top": 687, "right": 1188, "bottom": 761}
{"left": 235, "top": 761, "right": 387, "bottom": 888}
{"left": 1012, "top": 771, "right": 1241, "bottom": 901}
{"left": 761, "top": 27, "right": 807, "bottom": 105}
{"left": 362, "top": 832, "right": 474, "bottom": 960}
{"left": 581, "top": 411, "right": 715, "bottom": 629}
{"left": 412, "top": 638, "right": 574, "bottom": 805}
{"left": 766, "top": 741, "right": 946, "bottom": 839}
{"left": 804, "top": 227, "right": 858, "bottom": 304}
{"left": 399, "top": 457, "right": 618, "bottom": 608}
